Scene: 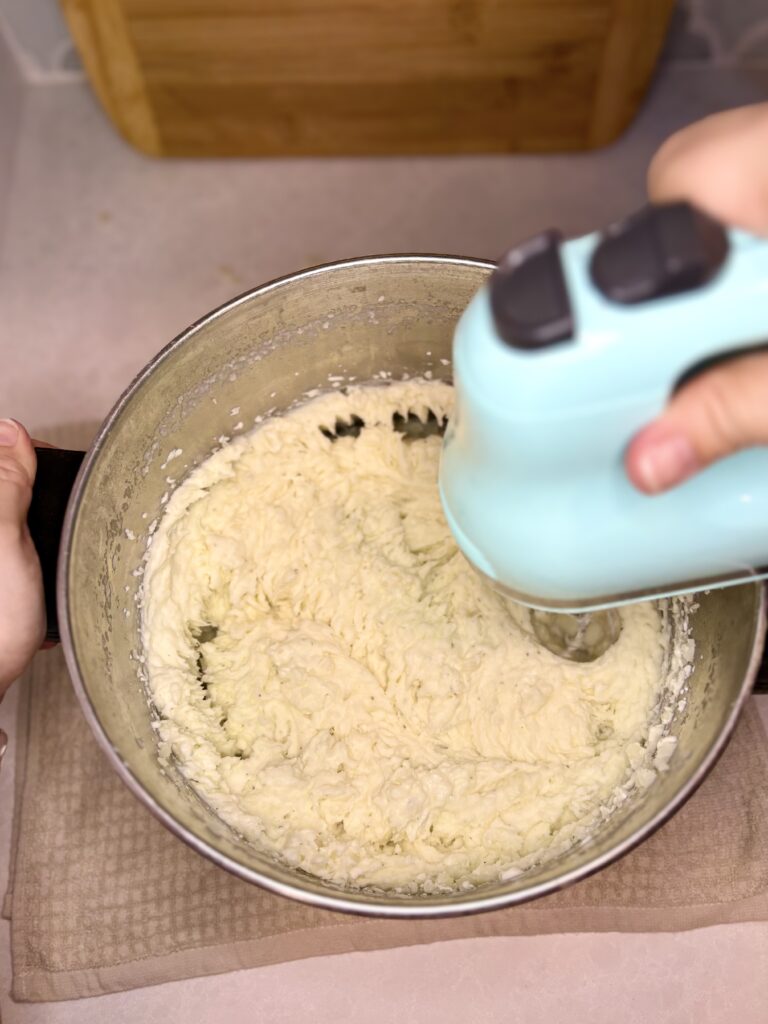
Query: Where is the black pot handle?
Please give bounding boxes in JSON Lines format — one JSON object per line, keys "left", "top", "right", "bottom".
{"left": 28, "top": 447, "right": 86, "bottom": 643}
{"left": 759, "top": 585, "right": 768, "bottom": 694}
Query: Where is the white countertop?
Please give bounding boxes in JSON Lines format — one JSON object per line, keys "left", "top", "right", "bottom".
{"left": 1, "top": 52, "right": 768, "bottom": 1023}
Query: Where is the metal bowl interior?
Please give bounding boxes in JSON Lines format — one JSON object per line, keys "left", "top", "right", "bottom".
{"left": 60, "top": 256, "right": 765, "bottom": 917}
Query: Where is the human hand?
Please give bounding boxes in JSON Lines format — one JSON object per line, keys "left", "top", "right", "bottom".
{"left": 0, "top": 420, "right": 45, "bottom": 696}
{"left": 625, "top": 103, "right": 768, "bottom": 494}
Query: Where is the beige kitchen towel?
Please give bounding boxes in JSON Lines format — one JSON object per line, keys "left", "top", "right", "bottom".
{"left": 5, "top": 646, "right": 768, "bottom": 1004}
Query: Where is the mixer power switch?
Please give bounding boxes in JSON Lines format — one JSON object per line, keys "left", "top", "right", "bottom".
{"left": 490, "top": 230, "right": 574, "bottom": 350}
{"left": 590, "top": 202, "right": 729, "bottom": 305}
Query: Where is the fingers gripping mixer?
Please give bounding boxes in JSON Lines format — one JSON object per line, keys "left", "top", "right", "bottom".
{"left": 439, "top": 202, "right": 768, "bottom": 617}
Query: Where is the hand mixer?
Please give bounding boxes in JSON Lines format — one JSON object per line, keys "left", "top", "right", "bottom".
{"left": 439, "top": 201, "right": 768, "bottom": 661}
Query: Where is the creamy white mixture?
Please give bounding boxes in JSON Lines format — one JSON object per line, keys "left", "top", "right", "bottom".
{"left": 143, "top": 380, "right": 674, "bottom": 892}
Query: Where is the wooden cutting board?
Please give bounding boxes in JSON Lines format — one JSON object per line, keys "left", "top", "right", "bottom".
{"left": 60, "top": 0, "right": 675, "bottom": 157}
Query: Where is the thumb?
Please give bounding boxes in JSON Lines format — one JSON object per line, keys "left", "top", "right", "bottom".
{"left": 0, "top": 419, "right": 36, "bottom": 527}
{"left": 625, "top": 350, "right": 768, "bottom": 494}
{"left": 0, "top": 419, "right": 44, "bottom": 692}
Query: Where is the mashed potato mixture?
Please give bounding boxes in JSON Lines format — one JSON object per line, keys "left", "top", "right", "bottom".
{"left": 143, "top": 380, "right": 672, "bottom": 892}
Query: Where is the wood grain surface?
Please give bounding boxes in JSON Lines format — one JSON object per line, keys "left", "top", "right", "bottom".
{"left": 59, "top": 0, "right": 675, "bottom": 157}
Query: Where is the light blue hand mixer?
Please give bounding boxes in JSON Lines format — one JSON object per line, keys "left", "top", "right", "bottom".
{"left": 439, "top": 202, "right": 768, "bottom": 660}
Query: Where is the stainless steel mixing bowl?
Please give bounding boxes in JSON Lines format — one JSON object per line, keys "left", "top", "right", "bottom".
{"left": 56, "top": 256, "right": 765, "bottom": 916}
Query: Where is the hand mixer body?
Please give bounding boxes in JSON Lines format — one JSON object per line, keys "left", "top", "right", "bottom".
{"left": 439, "top": 203, "right": 768, "bottom": 612}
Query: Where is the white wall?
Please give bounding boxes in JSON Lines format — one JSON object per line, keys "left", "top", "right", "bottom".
{"left": 0, "top": 25, "right": 25, "bottom": 247}
{"left": 0, "top": 0, "right": 81, "bottom": 80}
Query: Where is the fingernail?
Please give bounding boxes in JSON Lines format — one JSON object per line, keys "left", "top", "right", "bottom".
{"left": 0, "top": 419, "right": 19, "bottom": 447}
{"left": 635, "top": 433, "right": 700, "bottom": 493}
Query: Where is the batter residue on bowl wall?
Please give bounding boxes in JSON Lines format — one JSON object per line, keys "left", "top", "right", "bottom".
{"left": 142, "top": 379, "right": 685, "bottom": 894}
